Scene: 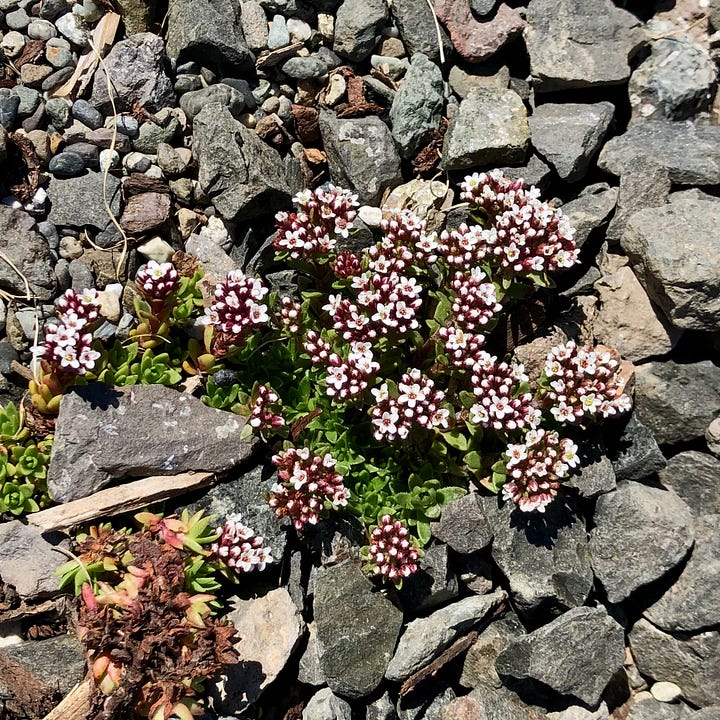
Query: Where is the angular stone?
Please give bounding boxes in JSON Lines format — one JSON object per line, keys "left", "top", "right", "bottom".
{"left": 441, "top": 684, "right": 547, "bottom": 720}
{"left": 47, "top": 383, "right": 256, "bottom": 503}
{"left": 659, "top": 451, "right": 720, "bottom": 517}
{"left": 213, "top": 588, "right": 304, "bottom": 710}
{"left": 47, "top": 171, "right": 122, "bottom": 230}
{"left": 385, "top": 590, "right": 506, "bottom": 682}
{"left": 547, "top": 703, "right": 612, "bottom": 720}
{"left": 530, "top": 103, "right": 614, "bottom": 182}
{"left": 482, "top": 497, "right": 592, "bottom": 620}
{"left": 193, "top": 103, "right": 291, "bottom": 222}
{"left": 166, "top": 0, "right": 252, "bottom": 70}
{"left": 460, "top": 612, "right": 525, "bottom": 690}
{"left": 629, "top": 619, "right": 720, "bottom": 708}
{"left": 442, "top": 87, "right": 529, "bottom": 170}
{"left": 598, "top": 121, "right": 720, "bottom": 186}
{"left": 495, "top": 606, "right": 625, "bottom": 707}
{"left": 430, "top": 493, "right": 493, "bottom": 554}
{"left": 390, "top": 53, "right": 444, "bottom": 159}
{"left": 435, "top": 0, "right": 525, "bottom": 64}
{"left": 302, "top": 688, "right": 352, "bottom": 720}
{"left": 180, "top": 83, "right": 246, "bottom": 121}
{"left": 525, "top": 0, "right": 644, "bottom": 92}
{"left": 398, "top": 679, "right": 456, "bottom": 719}
{"left": 590, "top": 481, "right": 694, "bottom": 604}
{"left": 621, "top": 196, "right": 720, "bottom": 331}
{"left": 397, "top": 541, "right": 459, "bottom": 613}
{"left": 0, "top": 205, "right": 57, "bottom": 301}
{"left": 389, "top": 0, "right": 451, "bottom": 62}
{"left": 560, "top": 182, "right": 618, "bottom": 250}
{"left": 89, "top": 33, "right": 175, "bottom": 115}
{"left": 298, "top": 622, "right": 324, "bottom": 686}
{"left": 566, "top": 449, "right": 616, "bottom": 500}
{"left": 608, "top": 413, "right": 667, "bottom": 483}
{"left": 0, "top": 521, "right": 62, "bottom": 598}
{"left": 120, "top": 191, "right": 171, "bottom": 234}
{"left": 320, "top": 111, "right": 402, "bottom": 205}
{"left": 634, "top": 361, "right": 720, "bottom": 446}
{"left": 314, "top": 562, "right": 403, "bottom": 699}
{"left": 333, "top": 0, "right": 388, "bottom": 62}
{"left": 629, "top": 37, "right": 717, "bottom": 121}
{"left": 495, "top": 155, "right": 553, "bottom": 193}
{"left": 593, "top": 261, "right": 681, "bottom": 363}
{"left": 644, "top": 514, "right": 720, "bottom": 633}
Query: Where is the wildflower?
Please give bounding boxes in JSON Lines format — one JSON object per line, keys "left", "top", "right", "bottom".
{"left": 135, "top": 260, "right": 179, "bottom": 301}
{"left": 248, "top": 385, "right": 285, "bottom": 431}
{"left": 449, "top": 269, "right": 503, "bottom": 331}
{"left": 55, "top": 288, "right": 101, "bottom": 328}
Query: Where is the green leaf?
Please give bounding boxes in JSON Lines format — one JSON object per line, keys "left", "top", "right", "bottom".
{"left": 415, "top": 521, "right": 432, "bottom": 546}
{"left": 464, "top": 450, "right": 482, "bottom": 470}
{"left": 443, "top": 429, "right": 469, "bottom": 452}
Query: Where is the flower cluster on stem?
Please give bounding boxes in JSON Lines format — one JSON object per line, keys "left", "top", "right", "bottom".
{"left": 269, "top": 447, "right": 349, "bottom": 530}
{"left": 248, "top": 385, "right": 285, "bottom": 431}
{"left": 136, "top": 260, "right": 179, "bottom": 302}
{"left": 542, "top": 341, "right": 632, "bottom": 422}
{"left": 449, "top": 267, "right": 503, "bottom": 331}
{"left": 366, "top": 515, "right": 420, "bottom": 581}
{"left": 210, "top": 513, "right": 273, "bottom": 572}
{"left": 274, "top": 185, "right": 359, "bottom": 259}
{"left": 502, "top": 428, "right": 579, "bottom": 513}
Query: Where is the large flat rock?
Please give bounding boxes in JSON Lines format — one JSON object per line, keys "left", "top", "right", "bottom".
{"left": 47, "top": 383, "right": 256, "bottom": 502}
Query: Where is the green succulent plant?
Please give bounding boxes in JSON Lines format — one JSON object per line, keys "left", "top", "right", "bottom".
{"left": 0, "top": 479, "right": 39, "bottom": 515}
{"left": 0, "top": 402, "right": 29, "bottom": 443}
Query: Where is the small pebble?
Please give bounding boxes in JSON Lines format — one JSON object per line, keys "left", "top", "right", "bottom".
{"left": 650, "top": 682, "right": 682, "bottom": 703}
{"left": 137, "top": 236, "right": 175, "bottom": 263}
{"left": 0, "top": 94, "right": 21, "bottom": 129}
{"left": 0, "top": 31, "right": 26, "bottom": 58}
{"left": 123, "top": 151, "right": 153, "bottom": 173}
{"left": 287, "top": 17, "right": 312, "bottom": 42}
{"left": 55, "top": 12, "right": 90, "bottom": 47}
{"left": 169, "top": 177, "right": 194, "bottom": 204}
{"left": 99, "top": 148, "right": 120, "bottom": 171}
{"left": 59, "top": 236, "right": 84, "bottom": 260}
{"left": 11, "top": 86, "right": 41, "bottom": 117}
{"left": 27, "top": 18, "right": 58, "bottom": 40}
{"left": 268, "top": 14, "right": 290, "bottom": 50}
{"left": 379, "top": 36, "right": 406, "bottom": 58}
{"left": 49, "top": 151, "right": 86, "bottom": 178}
{"left": 282, "top": 56, "right": 328, "bottom": 80}
{"left": 706, "top": 416, "right": 720, "bottom": 457}
{"left": 174, "top": 74, "right": 203, "bottom": 95}
{"left": 20, "top": 64, "right": 53, "bottom": 87}
{"left": 324, "top": 73, "right": 346, "bottom": 105}
{"left": 73, "top": 0, "right": 103, "bottom": 23}
{"left": 262, "top": 96, "right": 281, "bottom": 114}
{"left": 45, "top": 97, "right": 73, "bottom": 128}
{"left": 5, "top": 8, "right": 30, "bottom": 30}
{"left": 46, "top": 38, "right": 75, "bottom": 68}
{"left": 177, "top": 208, "right": 198, "bottom": 238}
{"left": 358, "top": 206, "right": 383, "bottom": 227}
{"left": 41, "top": 67, "right": 75, "bottom": 92}
{"left": 144, "top": 165, "right": 163, "bottom": 179}
{"left": 26, "top": 129, "right": 51, "bottom": 163}
{"left": 71, "top": 98, "right": 104, "bottom": 129}
{"left": 68, "top": 141, "right": 100, "bottom": 169}
{"left": 370, "top": 55, "right": 409, "bottom": 81}
{"left": 317, "top": 12, "right": 334, "bottom": 41}
{"left": 113, "top": 115, "right": 139, "bottom": 138}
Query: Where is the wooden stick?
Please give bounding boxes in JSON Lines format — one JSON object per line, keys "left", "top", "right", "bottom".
{"left": 42, "top": 679, "right": 94, "bottom": 720}
{"left": 28, "top": 472, "right": 216, "bottom": 532}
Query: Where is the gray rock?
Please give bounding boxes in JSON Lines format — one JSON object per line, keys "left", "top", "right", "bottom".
{"left": 0, "top": 93, "right": 20, "bottom": 129}
{"left": 303, "top": 688, "right": 353, "bottom": 720}
{"left": 629, "top": 619, "right": 720, "bottom": 707}
{"left": 529, "top": 102, "right": 614, "bottom": 182}
{"left": 366, "top": 691, "right": 396, "bottom": 720}
{"left": 606, "top": 160, "right": 671, "bottom": 243}
{"left": 567, "top": 451, "right": 616, "bottom": 499}
{"left": 471, "top": 0, "right": 497, "bottom": 15}
{"left": 634, "top": 361, "right": 720, "bottom": 446}
{"left": 45, "top": 96, "right": 72, "bottom": 128}
{"left": 693, "top": 707, "right": 720, "bottom": 720}
{"left": 590, "top": 481, "right": 694, "bottom": 604}
{"left": 629, "top": 37, "right": 717, "bottom": 121}
{"left": 320, "top": 110, "right": 402, "bottom": 205}
{"left": 89, "top": 33, "right": 175, "bottom": 115}
{"left": 495, "top": 155, "right": 552, "bottom": 193}
{"left": 133, "top": 111, "right": 179, "bottom": 153}
{"left": 442, "top": 87, "right": 529, "bottom": 170}
{"left": 314, "top": 562, "right": 404, "bottom": 699}
{"left": 390, "top": 53, "right": 444, "bottom": 159}
{"left": 625, "top": 698, "right": 689, "bottom": 720}
{"left": 0, "top": 521, "right": 63, "bottom": 598}
{"left": 0, "top": 205, "right": 57, "bottom": 301}
{"left": 47, "top": 383, "right": 257, "bottom": 503}
{"left": 621, "top": 196, "right": 720, "bottom": 331}
{"left": 442, "top": 683, "right": 547, "bottom": 720}
{"left": 389, "top": 0, "right": 451, "bottom": 62}
{"left": 71, "top": 98, "right": 104, "bottom": 129}
{"left": 525, "top": 0, "right": 644, "bottom": 92}
{"left": 48, "top": 151, "right": 86, "bottom": 178}
{"left": 45, "top": 38, "right": 74, "bottom": 68}
{"left": 0, "top": 634, "right": 85, "bottom": 696}
{"left": 193, "top": 103, "right": 291, "bottom": 222}
{"left": 659, "top": 451, "right": 720, "bottom": 517}
{"left": 385, "top": 590, "right": 506, "bottom": 682}
{"left": 482, "top": 497, "right": 593, "bottom": 620}
{"left": 495, "top": 606, "right": 625, "bottom": 707}
{"left": 599, "top": 121, "right": 720, "bottom": 185}
{"left": 5, "top": 8, "right": 29, "bottom": 30}
{"left": 560, "top": 182, "right": 618, "bottom": 250}
{"left": 180, "top": 83, "right": 246, "bottom": 121}
{"left": 56, "top": 12, "right": 89, "bottom": 46}
{"left": 281, "top": 55, "right": 329, "bottom": 79}
{"left": 213, "top": 588, "right": 304, "bottom": 710}
{"left": 644, "top": 514, "right": 720, "bottom": 633}
{"left": 398, "top": 680, "right": 456, "bottom": 720}
{"left": 166, "top": 0, "right": 252, "bottom": 70}
{"left": 183, "top": 463, "right": 288, "bottom": 564}
{"left": 298, "top": 622, "right": 324, "bottom": 686}
{"left": 460, "top": 612, "right": 525, "bottom": 690}
{"left": 333, "top": 0, "right": 388, "bottom": 62}
{"left": 398, "top": 541, "right": 459, "bottom": 613}
{"left": 240, "top": 0, "right": 269, "bottom": 52}
{"left": 448, "top": 64, "right": 510, "bottom": 99}
{"left": 11, "top": 85, "right": 41, "bottom": 117}
{"left": 430, "top": 492, "right": 493, "bottom": 554}
{"left": 47, "top": 170, "right": 122, "bottom": 230}
{"left": 609, "top": 413, "right": 667, "bottom": 482}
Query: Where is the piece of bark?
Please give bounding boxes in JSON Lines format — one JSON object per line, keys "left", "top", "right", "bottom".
{"left": 122, "top": 173, "right": 170, "bottom": 197}
{"left": 256, "top": 41, "right": 304, "bottom": 70}
{"left": 28, "top": 471, "right": 216, "bottom": 532}
{"left": 42, "top": 680, "right": 94, "bottom": 720}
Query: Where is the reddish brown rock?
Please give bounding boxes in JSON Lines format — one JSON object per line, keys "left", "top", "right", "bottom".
{"left": 434, "top": 0, "right": 525, "bottom": 63}
{"left": 120, "top": 192, "right": 171, "bottom": 234}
